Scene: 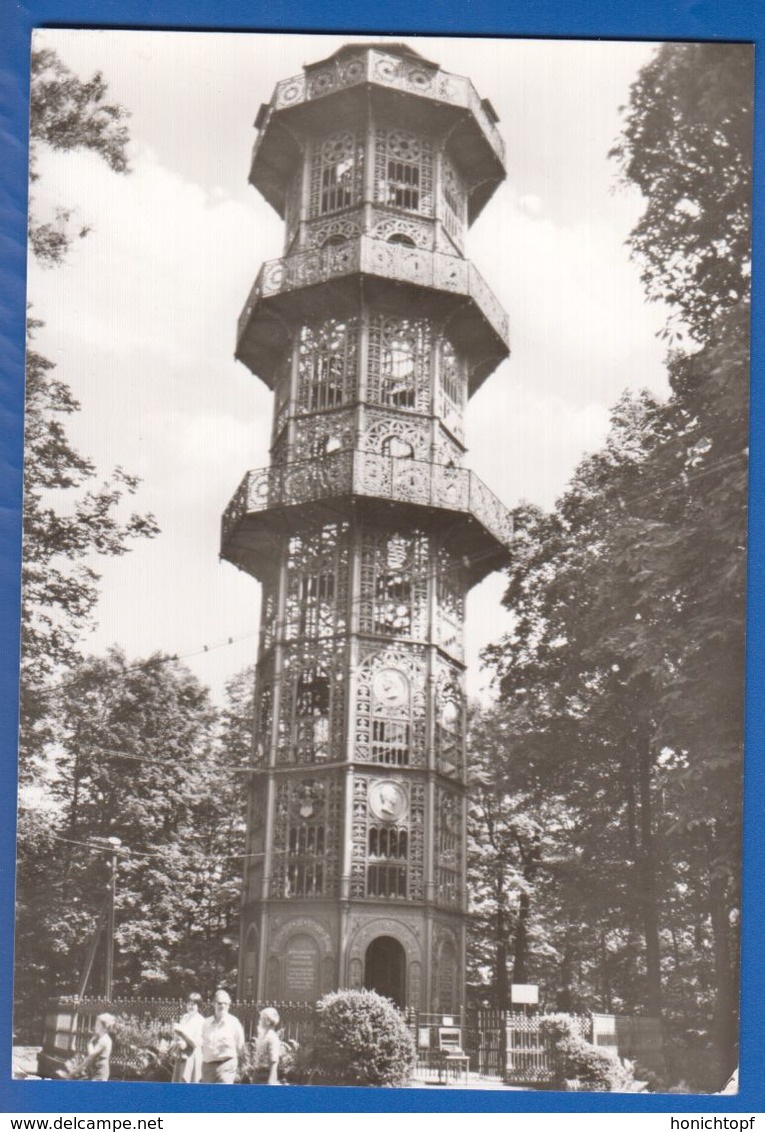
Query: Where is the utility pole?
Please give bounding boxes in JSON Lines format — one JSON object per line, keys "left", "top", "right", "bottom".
{"left": 104, "top": 836, "right": 121, "bottom": 999}
{"left": 78, "top": 836, "right": 124, "bottom": 999}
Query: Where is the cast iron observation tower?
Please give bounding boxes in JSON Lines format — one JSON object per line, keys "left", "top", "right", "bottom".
{"left": 221, "top": 42, "right": 512, "bottom": 1012}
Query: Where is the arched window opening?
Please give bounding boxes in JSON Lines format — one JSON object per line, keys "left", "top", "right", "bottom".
{"left": 382, "top": 435, "right": 414, "bottom": 459}
{"left": 367, "top": 826, "right": 408, "bottom": 897}
{"left": 321, "top": 233, "right": 349, "bottom": 248}
{"left": 295, "top": 668, "right": 330, "bottom": 762}
{"left": 375, "top": 129, "right": 433, "bottom": 216}
{"left": 298, "top": 319, "right": 358, "bottom": 413}
{"left": 387, "top": 233, "right": 416, "bottom": 247}
{"left": 311, "top": 132, "right": 362, "bottom": 217}
{"left": 368, "top": 315, "right": 431, "bottom": 413}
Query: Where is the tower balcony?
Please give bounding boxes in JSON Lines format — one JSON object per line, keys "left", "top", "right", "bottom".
{"left": 236, "top": 235, "right": 509, "bottom": 393}
{"left": 252, "top": 45, "right": 505, "bottom": 223}
{"left": 221, "top": 450, "right": 513, "bottom": 584}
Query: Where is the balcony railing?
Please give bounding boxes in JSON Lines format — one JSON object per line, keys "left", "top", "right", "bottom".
{"left": 221, "top": 450, "right": 513, "bottom": 551}
{"left": 237, "top": 235, "right": 509, "bottom": 351}
{"left": 257, "top": 47, "right": 505, "bottom": 167}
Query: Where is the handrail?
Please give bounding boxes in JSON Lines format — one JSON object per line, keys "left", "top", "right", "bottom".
{"left": 221, "top": 450, "right": 513, "bottom": 550}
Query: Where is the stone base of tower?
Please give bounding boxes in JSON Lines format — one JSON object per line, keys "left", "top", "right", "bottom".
{"left": 239, "top": 900, "right": 465, "bottom": 1014}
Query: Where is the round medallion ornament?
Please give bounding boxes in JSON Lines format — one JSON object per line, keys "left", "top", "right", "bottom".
{"left": 372, "top": 668, "right": 409, "bottom": 708}
{"left": 339, "top": 59, "right": 364, "bottom": 85}
{"left": 279, "top": 81, "right": 303, "bottom": 106}
{"left": 369, "top": 780, "right": 408, "bottom": 822}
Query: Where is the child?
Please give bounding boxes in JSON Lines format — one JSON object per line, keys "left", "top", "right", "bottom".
{"left": 73, "top": 1013, "right": 115, "bottom": 1081}
{"left": 253, "top": 1008, "right": 281, "bottom": 1085}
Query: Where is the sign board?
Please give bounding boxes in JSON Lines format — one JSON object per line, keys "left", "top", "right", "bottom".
{"left": 511, "top": 984, "right": 539, "bottom": 1005}
{"left": 284, "top": 936, "right": 319, "bottom": 1000}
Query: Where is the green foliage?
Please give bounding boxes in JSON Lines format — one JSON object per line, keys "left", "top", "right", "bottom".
{"left": 21, "top": 49, "right": 157, "bottom": 781}
{"left": 29, "top": 48, "right": 131, "bottom": 264}
{"left": 611, "top": 42, "right": 753, "bottom": 344}
{"left": 110, "top": 1016, "right": 175, "bottom": 1081}
{"left": 309, "top": 990, "right": 415, "bottom": 1087}
{"left": 539, "top": 1015, "right": 638, "bottom": 1092}
{"left": 14, "top": 652, "right": 249, "bottom": 1040}
{"left": 474, "top": 41, "right": 750, "bottom": 1087}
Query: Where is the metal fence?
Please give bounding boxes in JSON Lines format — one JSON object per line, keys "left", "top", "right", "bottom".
{"left": 40, "top": 997, "right": 662, "bottom": 1085}
{"left": 39, "top": 996, "right": 319, "bottom": 1078}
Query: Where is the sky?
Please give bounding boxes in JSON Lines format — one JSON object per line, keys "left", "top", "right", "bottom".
{"left": 27, "top": 30, "right": 670, "bottom": 703}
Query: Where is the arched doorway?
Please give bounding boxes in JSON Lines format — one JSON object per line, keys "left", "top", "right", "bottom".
{"left": 364, "top": 935, "right": 406, "bottom": 1007}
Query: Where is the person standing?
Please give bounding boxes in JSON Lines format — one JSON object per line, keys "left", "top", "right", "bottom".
{"left": 200, "top": 990, "right": 245, "bottom": 1084}
{"left": 171, "top": 992, "right": 204, "bottom": 1083}
{"left": 253, "top": 1007, "right": 281, "bottom": 1085}
{"left": 72, "top": 1013, "right": 114, "bottom": 1081}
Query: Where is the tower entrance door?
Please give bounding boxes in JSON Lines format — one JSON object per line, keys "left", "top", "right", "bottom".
{"left": 364, "top": 935, "right": 406, "bottom": 1008}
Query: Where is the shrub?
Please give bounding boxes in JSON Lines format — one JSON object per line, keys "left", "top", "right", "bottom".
{"left": 539, "top": 1014, "right": 638, "bottom": 1092}
{"left": 309, "top": 990, "right": 415, "bottom": 1087}
{"left": 112, "top": 1015, "right": 174, "bottom": 1081}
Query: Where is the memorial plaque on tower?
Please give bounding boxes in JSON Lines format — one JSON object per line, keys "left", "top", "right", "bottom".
{"left": 284, "top": 934, "right": 319, "bottom": 1000}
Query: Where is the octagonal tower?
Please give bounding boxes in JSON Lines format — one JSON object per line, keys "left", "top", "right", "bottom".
{"left": 221, "top": 42, "right": 512, "bottom": 1013}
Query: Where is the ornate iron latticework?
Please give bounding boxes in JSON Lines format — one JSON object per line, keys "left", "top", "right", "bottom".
{"left": 223, "top": 42, "right": 511, "bottom": 1011}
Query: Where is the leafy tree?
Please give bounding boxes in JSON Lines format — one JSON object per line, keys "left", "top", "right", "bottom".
{"left": 467, "top": 703, "right": 568, "bottom": 1008}
{"left": 169, "top": 667, "right": 252, "bottom": 995}
{"left": 476, "top": 41, "right": 750, "bottom": 1085}
{"left": 20, "top": 50, "right": 157, "bottom": 780}
{"left": 610, "top": 42, "right": 753, "bottom": 344}
{"left": 14, "top": 654, "right": 255, "bottom": 1038}
{"left": 29, "top": 47, "right": 130, "bottom": 264}
{"left": 610, "top": 41, "right": 751, "bottom": 1076}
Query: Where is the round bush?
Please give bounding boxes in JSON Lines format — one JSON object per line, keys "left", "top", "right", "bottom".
{"left": 311, "top": 990, "right": 415, "bottom": 1087}
{"left": 539, "top": 1014, "right": 638, "bottom": 1092}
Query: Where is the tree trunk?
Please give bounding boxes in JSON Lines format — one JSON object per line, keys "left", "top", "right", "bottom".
{"left": 636, "top": 734, "right": 662, "bottom": 1017}
{"left": 512, "top": 889, "right": 529, "bottom": 984}
{"left": 495, "top": 895, "right": 509, "bottom": 1010}
{"left": 708, "top": 846, "right": 738, "bottom": 1083}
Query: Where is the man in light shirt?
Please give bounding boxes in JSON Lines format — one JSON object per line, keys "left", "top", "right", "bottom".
{"left": 200, "top": 990, "right": 246, "bottom": 1083}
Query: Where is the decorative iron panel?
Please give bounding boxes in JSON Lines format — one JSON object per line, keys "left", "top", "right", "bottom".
{"left": 358, "top": 529, "right": 430, "bottom": 642}
{"left": 298, "top": 318, "right": 359, "bottom": 414}
{"left": 436, "top": 548, "right": 466, "bottom": 662}
{"left": 374, "top": 128, "right": 434, "bottom": 216}
{"left": 354, "top": 643, "right": 427, "bottom": 767}
{"left": 284, "top": 522, "right": 350, "bottom": 640}
{"left": 277, "top": 638, "right": 347, "bottom": 765}
{"left": 271, "top": 776, "right": 342, "bottom": 898}
{"left": 349, "top": 774, "right": 425, "bottom": 900}
{"left": 435, "top": 787, "right": 463, "bottom": 907}
{"left": 309, "top": 131, "right": 364, "bottom": 218}
{"left": 367, "top": 314, "right": 432, "bottom": 414}
{"left": 434, "top": 654, "right": 466, "bottom": 780}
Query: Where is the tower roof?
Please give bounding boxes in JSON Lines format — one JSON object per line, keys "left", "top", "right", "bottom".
{"left": 307, "top": 41, "right": 440, "bottom": 72}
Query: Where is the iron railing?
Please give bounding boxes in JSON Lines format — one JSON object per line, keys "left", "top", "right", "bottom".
{"left": 255, "top": 47, "right": 505, "bottom": 167}
{"left": 237, "top": 235, "right": 509, "bottom": 351}
{"left": 221, "top": 450, "right": 513, "bottom": 550}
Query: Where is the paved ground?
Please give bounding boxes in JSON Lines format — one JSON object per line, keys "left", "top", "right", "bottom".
{"left": 12, "top": 1046, "right": 41, "bottom": 1079}
{"left": 13, "top": 1046, "right": 523, "bottom": 1089}
{"left": 411, "top": 1076, "right": 525, "bottom": 1090}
